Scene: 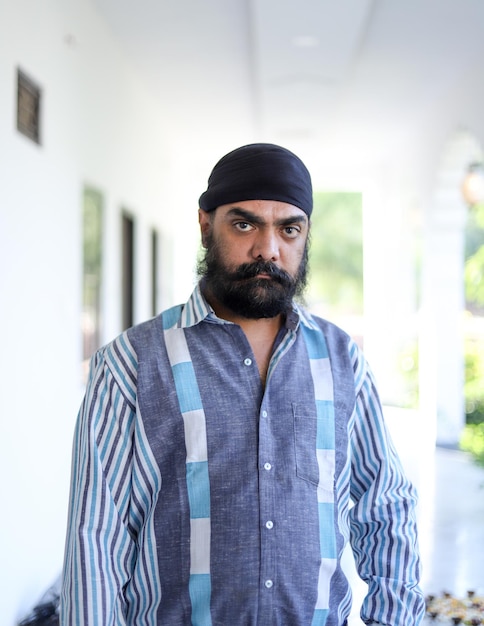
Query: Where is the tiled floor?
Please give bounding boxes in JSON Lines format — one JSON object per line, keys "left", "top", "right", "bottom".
{"left": 345, "top": 407, "right": 484, "bottom": 624}
{"left": 418, "top": 447, "right": 484, "bottom": 597}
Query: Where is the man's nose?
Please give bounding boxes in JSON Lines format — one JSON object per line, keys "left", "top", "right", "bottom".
{"left": 251, "top": 229, "right": 280, "bottom": 262}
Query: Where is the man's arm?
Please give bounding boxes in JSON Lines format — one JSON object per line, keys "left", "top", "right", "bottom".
{"left": 348, "top": 343, "right": 425, "bottom": 626}
{"left": 60, "top": 345, "right": 138, "bottom": 625}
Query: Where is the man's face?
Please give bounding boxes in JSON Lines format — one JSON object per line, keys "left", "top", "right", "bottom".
{"left": 198, "top": 200, "right": 310, "bottom": 319}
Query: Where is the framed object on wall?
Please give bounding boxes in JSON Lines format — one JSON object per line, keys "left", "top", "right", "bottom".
{"left": 17, "top": 68, "right": 42, "bottom": 144}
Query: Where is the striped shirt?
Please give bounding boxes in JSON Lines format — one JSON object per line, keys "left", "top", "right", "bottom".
{"left": 60, "top": 284, "right": 424, "bottom": 626}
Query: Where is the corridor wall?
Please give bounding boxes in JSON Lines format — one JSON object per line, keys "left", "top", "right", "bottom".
{"left": 0, "top": 1, "right": 183, "bottom": 622}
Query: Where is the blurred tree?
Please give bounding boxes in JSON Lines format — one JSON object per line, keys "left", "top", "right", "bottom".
{"left": 463, "top": 201, "right": 484, "bottom": 432}
{"left": 464, "top": 202, "right": 484, "bottom": 312}
{"left": 307, "top": 192, "right": 363, "bottom": 315}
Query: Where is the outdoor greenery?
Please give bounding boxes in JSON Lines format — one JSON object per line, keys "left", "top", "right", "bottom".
{"left": 461, "top": 201, "right": 484, "bottom": 464}
{"left": 462, "top": 337, "right": 484, "bottom": 465}
{"left": 82, "top": 187, "right": 103, "bottom": 365}
{"left": 461, "top": 423, "right": 484, "bottom": 466}
{"left": 307, "top": 191, "right": 363, "bottom": 314}
{"left": 464, "top": 201, "right": 484, "bottom": 312}
{"left": 464, "top": 336, "right": 484, "bottom": 425}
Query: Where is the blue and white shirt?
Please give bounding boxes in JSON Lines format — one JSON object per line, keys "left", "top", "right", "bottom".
{"left": 60, "top": 284, "right": 425, "bottom": 626}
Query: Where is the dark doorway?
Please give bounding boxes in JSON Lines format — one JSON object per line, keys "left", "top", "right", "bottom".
{"left": 121, "top": 212, "right": 135, "bottom": 330}
{"left": 151, "top": 228, "right": 159, "bottom": 317}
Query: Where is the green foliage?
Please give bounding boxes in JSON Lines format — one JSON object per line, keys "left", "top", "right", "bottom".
{"left": 307, "top": 192, "right": 363, "bottom": 313}
{"left": 464, "top": 202, "right": 484, "bottom": 311}
{"left": 464, "top": 336, "right": 484, "bottom": 425}
{"left": 82, "top": 187, "right": 103, "bottom": 362}
{"left": 83, "top": 188, "right": 103, "bottom": 277}
{"left": 460, "top": 423, "right": 484, "bottom": 466}
{"left": 462, "top": 202, "right": 484, "bottom": 465}
{"left": 465, "top": 246, "right": 484, "bottom": 307}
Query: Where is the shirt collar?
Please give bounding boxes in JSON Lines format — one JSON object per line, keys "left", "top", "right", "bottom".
{"left": 177, "top": 282, "right": 319, "bottom": 332}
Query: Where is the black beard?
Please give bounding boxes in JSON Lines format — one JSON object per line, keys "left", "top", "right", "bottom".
{"left": 198, "top": 235, "right": 309, "bottom": 319}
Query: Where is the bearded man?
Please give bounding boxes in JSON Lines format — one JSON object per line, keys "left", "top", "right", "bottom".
{"left": 61, "top": 144, "right": 425, "bottom": 626}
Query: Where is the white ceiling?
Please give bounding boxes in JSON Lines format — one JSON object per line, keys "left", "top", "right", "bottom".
{"left": 93, "top": 0, "right": 484, "bottom": 187}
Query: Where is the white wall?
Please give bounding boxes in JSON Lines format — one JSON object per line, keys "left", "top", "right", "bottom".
{"left": 0, "top": 1, "right": 197, "bottom": 622}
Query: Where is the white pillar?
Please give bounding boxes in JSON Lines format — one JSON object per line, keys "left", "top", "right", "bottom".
{"left": 361, "top": 176, "right": 419, "bottom": 408}
{"left": 419, "top": 131, "right": 481, "bottom": 446}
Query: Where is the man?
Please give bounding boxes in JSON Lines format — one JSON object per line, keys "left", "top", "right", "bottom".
{"left": 61, "top": 143, "right": 425, "bottom": 625}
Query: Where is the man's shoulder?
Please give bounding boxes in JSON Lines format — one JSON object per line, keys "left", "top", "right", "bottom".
{"left": 302, "top": 308, "right": 352, "bottom": 343}
{"left": 124, "top": 307, "right": 183, "bottom": 354}
{"left": 94, "top": 313, "right": 165, "bottom": 364}
{"left": 97, "top": 302, "right": 188, "bottom": 363}
{"left": 300, "top": 308, "right": 363, "bottom": 371}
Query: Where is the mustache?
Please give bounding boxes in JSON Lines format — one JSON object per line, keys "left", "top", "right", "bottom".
{"left": 230, "top": 261, "right": 293, "bottom": 285}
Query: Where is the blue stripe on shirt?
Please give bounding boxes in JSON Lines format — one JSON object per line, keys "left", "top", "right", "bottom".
{"left": 189, "top": 574, "right": 212, "bottom": 626}
{"left": 186, "top": 461, "right": 211, "bottom": 518}
{"left": 172, "top": 361, "right": 204, "bottom": 413}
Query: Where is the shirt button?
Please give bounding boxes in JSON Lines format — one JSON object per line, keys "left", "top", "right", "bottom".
{"left": 265, "top": 520, "right": 274, "bottom": 529}
{"left": 265, "top": 579, "right": 273, "bottom": 589}
{"left": 261, "top": 410, "right": 268, "bottom": 418}
{"left": 264, "top": 462, "right": 272, "bottom": 471}
{"left": 244, "top": 358, "right": 252, "bottom": 366}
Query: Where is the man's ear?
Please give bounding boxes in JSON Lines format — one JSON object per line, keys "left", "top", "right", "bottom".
{"left": 198, "top": 209, "right": 212, "bottom": 248}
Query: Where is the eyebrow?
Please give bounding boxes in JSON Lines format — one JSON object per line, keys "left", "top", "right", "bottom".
{"left": 225, "top": 206, "right": 308, "bottom": 227}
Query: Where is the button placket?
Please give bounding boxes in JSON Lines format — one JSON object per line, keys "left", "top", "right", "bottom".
{"left": 259, "top": 404, "right": 276, "bottom": 596}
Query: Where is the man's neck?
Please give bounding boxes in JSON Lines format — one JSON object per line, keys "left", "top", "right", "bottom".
{"left": 203, "top": 290, "right": 284, "bottom": 384}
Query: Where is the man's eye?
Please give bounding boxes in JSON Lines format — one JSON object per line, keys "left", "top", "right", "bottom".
{"left": 235, "top": 222, "right": 253, "bottom": 231}
{"left": 284, "top": 226, "right": 300, "bottom": 237}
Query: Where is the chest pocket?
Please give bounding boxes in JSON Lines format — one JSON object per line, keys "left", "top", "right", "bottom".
{"left": 293, "top": 403, "right": 335, "bottom": 497}
{"left": 293, "top": 403, "right": 321, "bottom": 487}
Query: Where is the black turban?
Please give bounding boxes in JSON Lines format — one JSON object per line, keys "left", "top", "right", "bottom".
{"left": 198, "top": 143, "right": 313, "bottom": 217}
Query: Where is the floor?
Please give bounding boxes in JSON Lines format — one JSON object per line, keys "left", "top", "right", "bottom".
{"left": 346, "top": 407, "right": 484, "bottom": 625}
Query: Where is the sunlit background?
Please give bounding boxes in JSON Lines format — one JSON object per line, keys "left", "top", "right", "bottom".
{"left": 1, "top": 1, "right": 484, "bottom": 623}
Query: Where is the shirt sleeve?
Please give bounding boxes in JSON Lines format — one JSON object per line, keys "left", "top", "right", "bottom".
{"left": 348, "top": 341, "right": 426, "bottom": 626}
{"left": 60, "top": 340, "right": 138, "bottom": 625}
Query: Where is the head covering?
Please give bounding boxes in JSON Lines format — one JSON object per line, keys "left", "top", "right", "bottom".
{"left": 198, "top": 143, "right": 313, "bottom": 216}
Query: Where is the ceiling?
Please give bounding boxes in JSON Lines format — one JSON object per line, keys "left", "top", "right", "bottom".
{"left": 92, "top": 0, "right": 484, "bottom": 188}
